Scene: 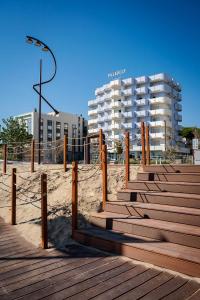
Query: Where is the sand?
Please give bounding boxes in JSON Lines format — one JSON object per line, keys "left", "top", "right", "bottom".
{"left": 0, "top": 162, "right": 140, "bottom": 248}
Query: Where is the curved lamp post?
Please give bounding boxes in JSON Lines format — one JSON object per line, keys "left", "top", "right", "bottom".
{"left": 26, "top": 35, "right": 59, "bottom": 164}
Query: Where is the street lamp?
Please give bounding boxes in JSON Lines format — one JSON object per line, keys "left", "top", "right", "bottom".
{"left": 26, "top": 35, "right": 59, "bottom": 164}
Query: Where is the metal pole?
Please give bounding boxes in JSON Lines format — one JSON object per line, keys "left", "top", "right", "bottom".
{"left": 141, "top": 121, "right": 146, "bottom": 166}
{"left": 164, "top": 120, "right": 167, "bottom": 153}
{"left": 41, "top": 173, "right": 48, "bottom": 249}
{"left": 125, "top": 132, "right": 130, "bottom": 188}
{"left": 38, "top": 59, "right": 42, "bottom": 165}
{"left": 72, "top": 161, "right": 78, "bottom": 237}
{"left": 99, "top": 129, "right": 103, "bottom": 169}
{"left": 64, "top": 135, "right": 68, "bottom": 172}
{"left": 3, "top": 144, "right": 7, "bottom": 175}
{"left": 146, "top": 125, "right": 150, "bottom": 165}
{"left": 31, "top": 139, "right": 35, "bottom": 173}
{"left": 102, "top": 144, "right": 107, "bottom": 210}
{"left": 11, "top": 168, "right": 16, "bottom": 225}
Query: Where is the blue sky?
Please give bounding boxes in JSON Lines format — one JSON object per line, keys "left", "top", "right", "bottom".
{"left": 0, "top": 0, "right": 199, "bottom": 126}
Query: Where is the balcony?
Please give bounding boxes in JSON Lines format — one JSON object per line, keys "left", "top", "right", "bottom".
{"left": 135, "top": 99, "right": 148, "bottom": 106}
{"left": 109, "top": 79, "right": 121, "bottom": 89}
{"left": 149, "top": 109, "right": 171, "bottom": 116}
{"left": 123, "top": 88, "right": 133, "bottom": 97}
{"left": 150, "top": 120, "right": 172, "bottom": 128}
{"left": 88, "top": 109, "right": 98, "bottom": 116}
{"left": 135, "top": 86, "right": 148, "bottom": 95}
{"left": 175, "top": 103, "right": 182, "bottom": 111}
{"left": 150, "top": 132, "right": 165, "bottom": 139}
{"left": 149, "top": 73, "right": 170, "bottom": 83}
{"left": 110, "top": 90, "right": 122, "bottom": 99}
{"left": 89, "top": 128, "right": 99, "bottom": 134}
{"left": 136, "top": 76, "right": 148, "bottom": 84}
{"left": 111, "top": 124, "right": 120, "bottom": 130}
{"left": 122, "top": 100, "right": 132, "bottom": 107}
{"left": 111, "top": 101, "right": 121, "bottom": 108}
{"left": 122, "top": 123, "right": 132, "bottom": 129}
{"left": 176, "top": 124, "right": 182, "bottom": 131}
{"left": 88, "top": 99, "right": 98, "bottom": 107}
{"left": 149, "top": 84, "right": 171, "bottom": 94}
{"left": 97, "top": 106, "right": 104, "bottom": 113}
{"left": 95, "top": 87, "right": 104, "bottom": 96}
{"left": 88, "top": 119, "right": 97, "bottom": 125}
{"left": 104, "top": 104, "right": 112, "bottom": 111}
{"left": 111, "top": 112, "right": 121, "bottom": 119}
{"left": 175, "top": 114, "right": 182, "bottom": 121}
{"left": 123, "top": 78, "right": 134, "bottom": 86}
{"left": 104, "top": 115, "right": 112, "bottom": 121}
{"left": 135, "top": 110, "right": 147, "bottom": 117}
{"left": 97, "top": 117, "right": 104, "bottom": 123}
{"left": 149, "top": 96, "right": 171, "bottom": 105}
{"left": 122, "top": 111, "right": 132, "bottom": 118}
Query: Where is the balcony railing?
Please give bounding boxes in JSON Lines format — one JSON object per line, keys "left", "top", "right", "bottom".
{"left": 88, "top": 99, "right": 98, "bottom": 106}
{"left": 111, "top": 124, "right": 120, "bottom": 130}
{"left": 135, "top": 110, "right": 147, "bottom": 117}
{"left": 111, "top": 101, "right": 121, "bottom": 108}
{"left": 149, "top": 109, "right": 171, "bottom": 116}
{"left": 150, "top": 132, "right": 165, "bottom": 139}
{"left": 110, "top": 90, "right": 121, "bottom": 99}
{"left": 175, "top": 103, "right": 182, "bottom": 111}
{"left": 149, "top": 96, "right": 171, "bottom": 105}
{"left": 149, "top": 73, "right": 170, "bottom": 83}
{"left": 123, "top": 88, "right": 133, "bottom": 96}
{"left": 122, "top": 111, "right": 132, "bottom": 118}
{"left": 135, "top": 99, "right": 148, "bottom": 106}
{"left": 88, "top": 128, "right": 99, "bottom": 134}
{"left": 122, "top": 100, "right": 132, "bottom": 107}
{"left": 88, "top": 119, "right": 97, "bottom": 125}
{"left": 111, "top": 112, "right": 121, "bottom": 119}
{"left": 123, "top": 78, "right": 134, "bottom": 86}
{"left": 150, "top": 120, "right": 172, "bottom": 127}
{"left": 135, "top": 76, "right": 148, "bottom": 84}
{"left": 149, "top": 84, "right": 172, "bottom": 94}
{"left": 88, "top": 109, "right": 98, "bottom": 116}
{"left": 109, "top": 79, "right": 121, "bottom": 89}
{"left": 175, "top": 114, "right": 182, "bottom": 121}
{"left": 135, "top": 86, "right": 148, "bottom": 95}
{"left": 122, "top": 123, "right": 132, "bottom": 129}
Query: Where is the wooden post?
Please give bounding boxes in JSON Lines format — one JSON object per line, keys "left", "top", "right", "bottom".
{"left": 99, "top": 129, "right": 103, "bottom": 169}
{"left": 125, "top": 132, "right": 130, "bottom": 188}
{"left": 31, "top": 139, "right": 35, "bottom": 173}
{"left": 3, "top": 144, "right": 7, "bottom": 175}
{"left": 102, "top": 144, "right": 107, "bottom": 210}
{"left": 146, "top": 125, "right": 150, "bottom": 165}
{"left": 11, "top": 168, "right": 16, "bottom": 225}
{"left": 72, "top": 138, "right": 75, "bottom": 162}
{"left": 72, "top": 161, "right": 78, "bottom": 237}
{"left": 41, "top": 173, "right": 48, "bottom": 249}
{"left": 141, "top": 121, "right": 146, "bottom": 166}
{"left": 63, "top": 135, "right": 68, "bottom": 172}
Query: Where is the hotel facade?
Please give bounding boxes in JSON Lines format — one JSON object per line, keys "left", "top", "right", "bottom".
{"left": 88, "top": 73, "right": 189, "bottom": 157}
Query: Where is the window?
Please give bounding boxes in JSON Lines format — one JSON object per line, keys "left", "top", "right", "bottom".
{"left": 72, "top": 124, "right": 77, "bottom": 138}
{"left": 56, "top": 122, "right": 61, "bottom": 140}
{"left": 64, "top": 123, "right": 68, "bottom": 136}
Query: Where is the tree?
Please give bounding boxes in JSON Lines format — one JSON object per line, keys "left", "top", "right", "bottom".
{"left": 114, "top": 140, "right": 123, "bottom": 155}
{"left": 0, "top": 117, "right": 32, "bottom": 160}
{"left": 179, "top": 127, "right": 194, "bottom": 142}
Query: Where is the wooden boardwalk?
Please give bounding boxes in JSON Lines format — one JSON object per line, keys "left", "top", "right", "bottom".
{"left": 0, "top": 217, "right": 200, "bottom": 300}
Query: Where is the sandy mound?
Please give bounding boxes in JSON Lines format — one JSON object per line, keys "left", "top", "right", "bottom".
{"left": 0, "top": 163, "right": 140, "bottom": 248}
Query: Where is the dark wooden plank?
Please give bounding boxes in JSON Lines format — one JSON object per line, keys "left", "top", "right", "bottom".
{"left": 140, "top": 276, "right": 188, "bottom": 300}
{"left": 161, "top": 280, "right": 200, "bottom": 300}
{"left": 12, "top": 257, "right": 120, "bottom": 300}
{"left": 43, "top": 260, "right": 135, "bottom": 299}
{"left": 89, "top": 268, "right": 160, "bottom": 300}
{"left": 0, "top": 256, "right": 110, "bottom": 298}
{"left": 187, "top": 289, "right": 200, "bottom": 300}
{"left": 117, "top": 272, "right": 174, "bottom": 300}
{"left": 68, "top": 264, "right": 147, "bottom": 300}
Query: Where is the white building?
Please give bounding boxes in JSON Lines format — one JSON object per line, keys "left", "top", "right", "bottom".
{"left": 15, "top": 111, "right": 87, "bottom": 161}
{"left": 88, "top": 73, "right": 189, "bottom": 157}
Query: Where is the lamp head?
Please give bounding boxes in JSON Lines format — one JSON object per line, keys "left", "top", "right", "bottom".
{"left": 26, "top": 37, "right": 33, "bottom": 44}
{"left": 35, "top": 40, "right": 41, "bottom": 47}
{"left": 42, "top": 46, "right": 49, "bottom": 52}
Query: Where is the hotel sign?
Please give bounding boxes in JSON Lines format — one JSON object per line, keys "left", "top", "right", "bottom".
{"left": 108, "top": 69, "right": 126, "bottom": 78}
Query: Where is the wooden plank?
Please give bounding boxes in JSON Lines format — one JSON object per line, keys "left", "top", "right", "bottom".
{"left": 140, "top": 276, "right": 188, "bottom": 300}
{"left": 92, "top": 269, "right": 160, "bottom": 300}
{"left": 187, "top": 289, "right": 200, "bottom": 300}
{"left": 161, "top": 280, "right": 200, "bottom": 300}
{"left": 68, "top": 264, "right": 146, "bottom": 300}
{"left": 117, "top": 272, "right": 174, "bottom": 300}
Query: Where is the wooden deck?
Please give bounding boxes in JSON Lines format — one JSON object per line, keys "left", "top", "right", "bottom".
{"left": 0, "top": 217, "right": 200, "bottom": 300}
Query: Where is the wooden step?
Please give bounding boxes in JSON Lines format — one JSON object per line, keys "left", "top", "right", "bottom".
{"left": 73, "top": 228, "right": 200, "bottom": 277}
{"left": 90, "top": 212, "right": 200, "bottom": 249}
{"left": 137, "top": 172, "right": 200, "bottom": 183}
{"left": 105, "top": 202, "right": 200, "bottom": 226}
{"left": 143, "top": 165, "right": 200, "bottom": 173}
{"left": 127, "top": 180, "right": 200, "bottom": 194}
{"left": 117, "top": 190, "right": 200, "bottom": 209}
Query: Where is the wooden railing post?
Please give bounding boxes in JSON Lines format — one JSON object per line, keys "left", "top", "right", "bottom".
{"left": 41, "top": 173, "right": 48, "bottom": 249}
{"left": 3, "top": 144, "right": 7, "bottom": 175}
{"left": 125, "top": 132, "right": 130, "bottom": 188}
{"left": 31, "top": 139, "right": 35, "bottom": 173}
{"left": 72, "top": 161, "right": 78, "bottom": 237}
{"left": 72, "top": 138, "right": 75, "bottom": 162}
{"left": 64, "top": 135, "right": 68, "bottom": 172}
{"left": 102, "top": 144, "right": 107, "bottom": 210}
{"left": 11, "top": 168, "right": 16, "bottom": 225}
{"left": 141, "top": 122, "right": 146, "bottom": 166}
{"left": 99, "top": 129, "right": 103, "bottom": 169}
{"left": 146, "top": 125, "right": 150, "bottom": 165}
